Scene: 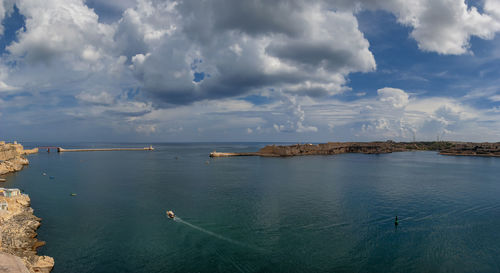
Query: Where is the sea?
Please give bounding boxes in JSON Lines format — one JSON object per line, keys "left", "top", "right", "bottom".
{"left": 2, "top": 142, "right": 500, "bottom": 273}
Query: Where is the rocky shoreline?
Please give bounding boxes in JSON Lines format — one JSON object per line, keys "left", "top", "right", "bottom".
{"left": 210, "top": 141, "right": 500, "bottom": 157}
{"left": 0, "top": 142, "right": 31, "bottom": 175}
{"left": 0, "top": 194, "right": 54, "bottom": 272}
{"left": 0, "top": 141, "right": 54, "bottom": 272}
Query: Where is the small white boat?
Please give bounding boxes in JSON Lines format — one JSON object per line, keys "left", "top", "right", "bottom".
{"left": 167, "top": 210, "right": 175, "bottom": 219}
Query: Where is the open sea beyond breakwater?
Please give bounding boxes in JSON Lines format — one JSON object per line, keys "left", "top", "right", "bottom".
{"left": 3, "top": 142, "right": 500, "bottom": 273}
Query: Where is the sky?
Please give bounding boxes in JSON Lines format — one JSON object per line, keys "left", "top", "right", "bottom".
{"left": 1, "top": 0, "right": 500, "bottom": 143}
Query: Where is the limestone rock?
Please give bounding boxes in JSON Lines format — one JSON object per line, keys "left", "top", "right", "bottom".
{"left": 0, "top": 142, "right": 31, "bottom": 175}
{"left": 0, "top": 252, "right": 31, "bottom": 273}
{"left": 31, "top": 256, "right": 54, "bottom": 273}
{"left": 0, "top": 194, "right": 54, "bottom": 273}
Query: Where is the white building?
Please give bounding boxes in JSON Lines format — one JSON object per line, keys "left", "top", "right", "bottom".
{"left": 0, "top": 188, "right": 21, "bottom": 197}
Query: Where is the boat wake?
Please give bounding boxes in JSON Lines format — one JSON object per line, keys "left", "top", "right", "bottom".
{"left": 173, "top": 217, "right": 266, "bottom": 253}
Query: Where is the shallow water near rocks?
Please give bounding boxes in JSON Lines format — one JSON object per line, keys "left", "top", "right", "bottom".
{"left": 4, "top": 143, "right": 500, "bottom": 273}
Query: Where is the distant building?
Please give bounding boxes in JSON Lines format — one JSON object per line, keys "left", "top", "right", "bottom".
{"left": 0, "top": 188, "right": 21, "bottom": 197}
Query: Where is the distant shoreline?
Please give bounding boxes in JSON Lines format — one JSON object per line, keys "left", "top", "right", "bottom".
{"left": 210, "top": 141, "right": 500, "bottom": 157}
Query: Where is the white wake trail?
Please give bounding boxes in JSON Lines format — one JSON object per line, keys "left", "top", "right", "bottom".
{"left": 173, "top": 217, "right": 266, "bottom": 253}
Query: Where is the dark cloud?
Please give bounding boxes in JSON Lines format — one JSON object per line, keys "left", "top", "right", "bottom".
{"left": 122, "top": 0, "right": 375, "bottom": 105}
{"left": 266, "top": 41, "right": 355, "bottom": 70}
{"left": 177, "top": 0, "right": 306, "bottom": 41}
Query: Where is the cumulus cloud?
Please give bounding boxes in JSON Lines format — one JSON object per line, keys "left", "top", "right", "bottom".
{"left": 331, "top": 0, "right": 500, "bottom": 55}
{"left": 121, "top": 0, "right": 376, "bottom": 104}
{"left": 3, "top": 0, "right": 499, "bottom": 107}
{"left": 2, "top": 0, "right": 500, "bottom": 141}
{"left": 8, "top": 0, "right": 115, "bottom": 65}
{"left": 377, "top": 87, "right": 409, "bottom": 108}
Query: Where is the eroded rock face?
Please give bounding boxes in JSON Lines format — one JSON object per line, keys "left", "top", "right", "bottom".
{"left": 0, "top": 142, "right": 52, "bottom": 272}
{"left": 0, "top": 143, "right": 30, "bottom": 175}
{"left": 0, "top": 195, "right": 54, "bottom": 273}
{"left": 31, "top": 256, "right": 55, "bottom": 273}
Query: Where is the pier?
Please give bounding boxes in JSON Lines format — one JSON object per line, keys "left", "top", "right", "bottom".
{"left": 38, "top": 146, "right": 154, "bottom": 153}
{"left": 209, "top": 151, "right": 259, "bottom": 157}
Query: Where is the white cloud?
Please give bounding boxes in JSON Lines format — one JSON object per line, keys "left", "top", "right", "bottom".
{"left": 122, "top": 0, "right": 376, "bottom": 103}
{"left": 332, "top": 0, "right": 500, "bottom": 55}
{"left": 2, "top": 0, "right": 500, "bottom": 141}
{"left": 377, "top": 87, "right": 409, "bottom": 108}
{"left": 8, "top": 0, "right": 115, "bottom": 66}
{"left": 489, "top": 95, "right": 500, "bottom": 102}
{"left": 0, "top": 81, "right": 18, "bottom": 92}
{"left": 76, "top": 90, "right": 115, "bottom": 105}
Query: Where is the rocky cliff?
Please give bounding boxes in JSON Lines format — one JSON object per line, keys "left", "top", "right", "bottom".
{"left": 256, "top": 141, "right": 450, "bottom": 157}
{"left": 0, "top": 142, "right": 30, "bottom": 175}
{"left": 439, "top": 142, "right": 500, "bottom": 156}
{"left": 214, "top": 141, "right": 500, "bottom": 157}
{"left": 0, "top": 194, "right": 54, "bottom": 273}
{"left": 0, "top": 141, "right": 53, "bottom": 272}
{"left": 257, "top": 142, "right": 396, "bottom": 156}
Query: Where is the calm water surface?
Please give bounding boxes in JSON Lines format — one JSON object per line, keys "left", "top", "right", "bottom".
{"left": 3, "top": 143, "right": 500, "bottom": 272}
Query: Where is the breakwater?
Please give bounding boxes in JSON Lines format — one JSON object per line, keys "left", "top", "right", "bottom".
{"left": 209, "top": 151, "right": 259, "bottom": 157}
{"left": 210, "top": 141, "right": 500, "bottom": 157}
{"left": 58, "top": 146, "right": 154, "bottom": 152}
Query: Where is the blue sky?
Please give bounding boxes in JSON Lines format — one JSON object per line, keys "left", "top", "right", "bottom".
{"left": 1, "top": 0, "right": 500, "bottom": 142}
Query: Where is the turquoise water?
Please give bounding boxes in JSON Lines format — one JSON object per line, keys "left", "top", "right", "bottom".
{"left": 3, "top": 143, "right": 500, "bottom": 272}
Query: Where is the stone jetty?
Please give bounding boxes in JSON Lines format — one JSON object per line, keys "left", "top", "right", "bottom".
{"left": 58, "top": 146, "right": 154, "bottom": 152}
{"left": 209, "top": 151, "right": 259, "bottom": 157}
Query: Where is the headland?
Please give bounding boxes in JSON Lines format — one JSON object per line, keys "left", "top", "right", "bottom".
{"left": 0, "top": 141, "right": 54, "bottom": 273}
{"left": 210, "top": 141, "right": 500, "bottom": 157}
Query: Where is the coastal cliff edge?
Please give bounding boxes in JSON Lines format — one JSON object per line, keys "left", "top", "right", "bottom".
{"left": 0, "top": 141, "right": 54, "bottom": 273}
